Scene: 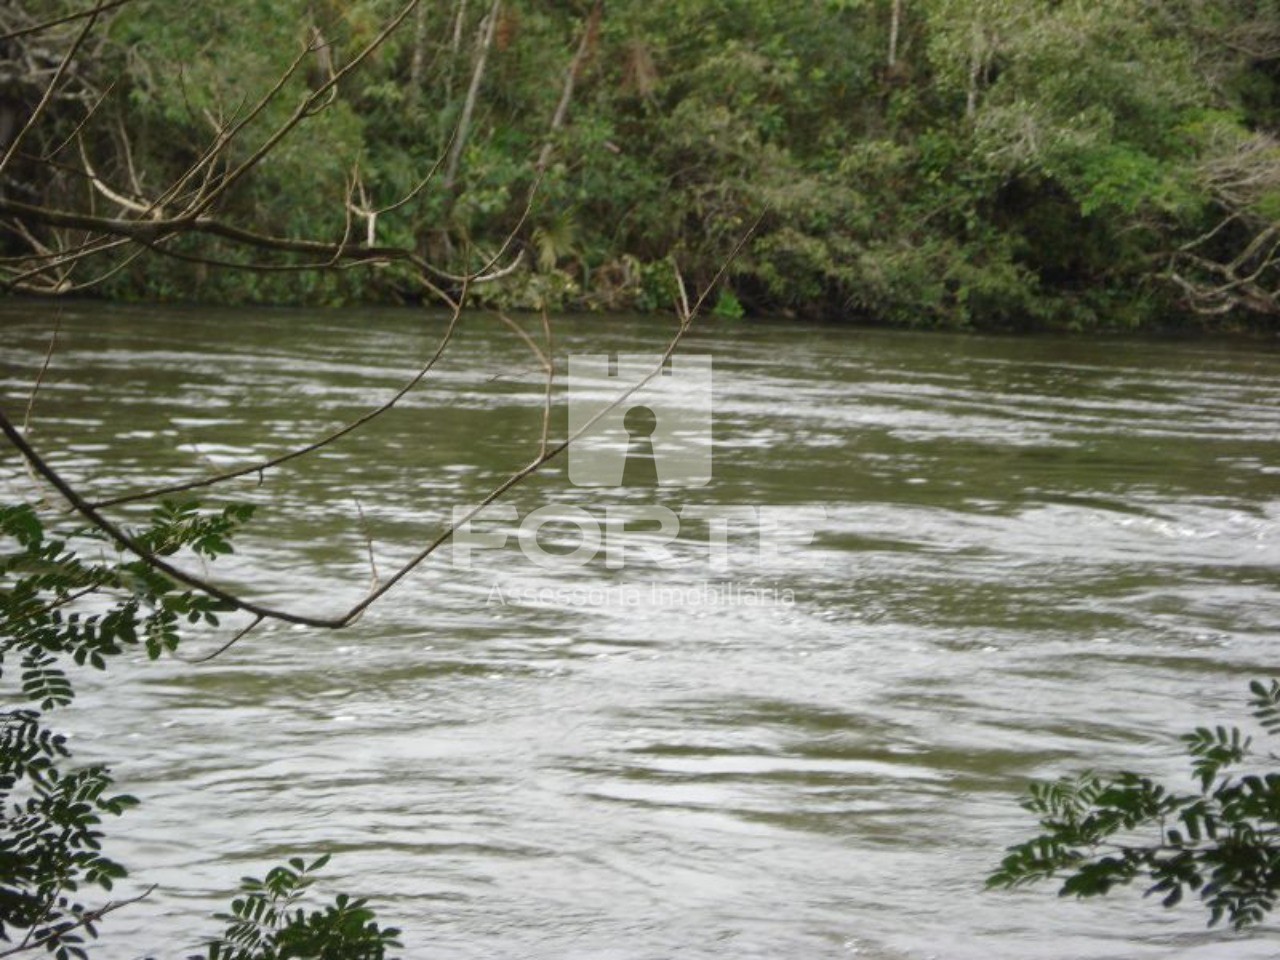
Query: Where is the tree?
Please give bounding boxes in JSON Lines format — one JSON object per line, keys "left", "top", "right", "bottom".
{"left": 0, "top": 0, "right": 529, "bottom": 302}
{"left": 0, "top": 503, "right": 401, "bottom": 958}
{"left": 0, "top": 1, "right": 752, "bottom": 954}
{"left": 989, "top": 680, "right": 1280, "bottom": 930}
{"left": 7, "top": 0, "right": 1277, "bottom": 327}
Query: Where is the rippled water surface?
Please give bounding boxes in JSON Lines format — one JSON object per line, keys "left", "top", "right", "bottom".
{"left": 2, "top": 302, "right": 1279, "bottom": 959}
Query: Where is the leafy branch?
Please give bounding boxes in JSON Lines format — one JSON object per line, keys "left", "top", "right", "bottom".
{"left": 989, "top": 680, "right": 1280, "bottom": 929}
{"left": 2, "top": 503, "right": 399, "bottom": 957}
{"left": 197, "top": 856, "right": 400, "bottom": 960}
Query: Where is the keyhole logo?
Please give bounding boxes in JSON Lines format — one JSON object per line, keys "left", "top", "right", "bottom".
{"left": 567, "top": 354, "right": 713, "bottom": 487}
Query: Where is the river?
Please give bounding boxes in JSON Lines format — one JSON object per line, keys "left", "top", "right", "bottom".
{"left": 1, "top": 301, "right": 1278, "bottom": 959}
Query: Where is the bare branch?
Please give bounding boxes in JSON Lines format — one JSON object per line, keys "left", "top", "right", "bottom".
{"left": 352, "top": 496, "right": 381, "bottom": 610}
{"left": 186, "top": 1, "right": 422, "bottom": 219}
{"left": 535, "top": 1, "right": 601, "bottom": 174}
{"left": 538, "top": 307, "right": 554, "bottom": 459}
{"left": 78, "top": 134, "right": 150, "bottom": 214}
{"left": 0, "top": 1, "right": 103, "bottom": 179}
{"left": 92, "top": 291, "right": 467, "bottom": 508}
{"left": 0, "top": 224, "right": 754, "bottom": 631}
{"left": 22, "top": 316, "right": 59, "bottom": 433}
{"left": 0, "top": 0, "right": 133, "bottom": 44}
{"left": 177, "top": 615, "right": 265, "bottom": 664}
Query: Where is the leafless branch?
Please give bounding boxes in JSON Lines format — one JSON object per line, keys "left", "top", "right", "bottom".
{"left": 535, "top": 1, "right": 601, "bottom": 174}
{"left": 353, "top": 497, "right": 381, "bottom": 599}
{"left": 177, "top": 615, "right": 265, "bottom": 664}
{"left": 92, "top": 287, "right": 467, "bottom": 508}
{"left": 496, "top": 310, "right": 550, "bottom": 370}
{"left": 0, "top": 1, "right": 104, "bottom": 179}
{"left": 22, "top": 316, "right": 59, "bottom": 433}
{"left": 539, "top": 307, "right": 554, "bottom": 458}
{"left": 0, "top": 224, "right": 755, "bottom": 631}
{"left": 1163, "top": 130, "right": 1280, "bottom": 316}
{"left": 0, "top": 0, "right": 132, "bottom": 44}
{"left": 187, "top": 1, "right": 421, "bottom": 219}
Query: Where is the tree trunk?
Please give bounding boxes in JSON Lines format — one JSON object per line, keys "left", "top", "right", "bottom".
{"left": 443, "top": 0, "right": 499, "bottom": 207}
{"left": 408, "top": 0, "right": 430, "bottom": 94}
{"left": 451, "top": 0, "right": 469, "bottom": 54}
{"left": 536, "top": 1, "right": 602, "bottom": 174}
{"left": 444, "top": 0, "right": 468, "bottom": 99}
{"left": 888, "top": 0, "right": 902, "bottom": 68}
{"left": 966, "top": 20, "right": 982, "bottom": 119}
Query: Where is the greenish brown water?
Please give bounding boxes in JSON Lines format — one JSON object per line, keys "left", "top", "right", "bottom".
{"left": 2, "top": 302, "right": 1279, "bottom": 959}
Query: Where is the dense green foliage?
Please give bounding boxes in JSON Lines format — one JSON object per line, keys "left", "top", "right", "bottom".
{"left": 203, "top": 857, "right": 400, "bottom": 960}
{"left": 990, "top": 680, "right": 1280, "bottom": 929}
{"left": 5, "top": 0, "right": 1280, "bottom": 329}
{"left": 0, "top": 503, "right": 399, "bottom": 958}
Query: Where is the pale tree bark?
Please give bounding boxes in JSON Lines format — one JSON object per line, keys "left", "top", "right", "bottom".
{"left": 536, "top": 1, "right": 602, "bottom": 174}
{"left": 450, "top": 0, "right": 468, "bottom": 54}
{"left": 1167, "top": 132, "right": 1280, "bottom": 316}
{"left": 966, "top": 19, "right": 982, "bottom": 119}
{"left": 444, "top": 0, "right": 469, "bottom": 98}
{"left": 442, "top": 0, "right": 499, "bottom": 206}
{"left": 888, "top": 0, "right": 903, "bottom": 68}
{"left": 408, "top": 0, "right": 430, "bottom": 93}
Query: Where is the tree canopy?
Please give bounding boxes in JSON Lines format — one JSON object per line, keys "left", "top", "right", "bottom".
{"left": 2, "top": 0, "right": 1279, "bottom": 329}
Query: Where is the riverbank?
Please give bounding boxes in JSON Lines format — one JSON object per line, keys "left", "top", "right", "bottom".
{"left": 5, "top": 4, "right": 1277, "bottom": 334}
{"left": 6, "top": 293, "right": 1278, "bottom": 342}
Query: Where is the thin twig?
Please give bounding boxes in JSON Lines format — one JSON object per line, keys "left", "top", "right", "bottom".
{"left": 538, "top": 307, "right": 554, "bottom": 459}
{"left": 495, "top": 311, "right": 550, "bottom": 370}
{"left": 42, "top": 80, "right": 118, "bottom": 163}
{"left": 0, "top": 0, "right": 132, "bottom": 43}
{"left": 0, "top": 885, "right": 155, "bottom": 957}
{"left": 0, "top": 224, "right": 758, "bottom": 632}
{"left": 23, "top": 317, "right": 60, "bottom": 432}
{"left": 0, "top": 2, "right": 104, "bottom": 179}
{"left": 354, "top": 497, "right": 380, "bottom": 594}
{"left": 178, "top": 615, "right": 265, "bottom": 664}
{"left": 91, "top": 292, "right": 467, "bottom": 508}
{"left": 186, "top": 1, "right": 422, "bottom": 218}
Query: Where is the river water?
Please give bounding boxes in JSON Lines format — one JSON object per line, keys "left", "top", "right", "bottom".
{"left": 2, "top": 302, "right": 1278, "bottom": 959}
